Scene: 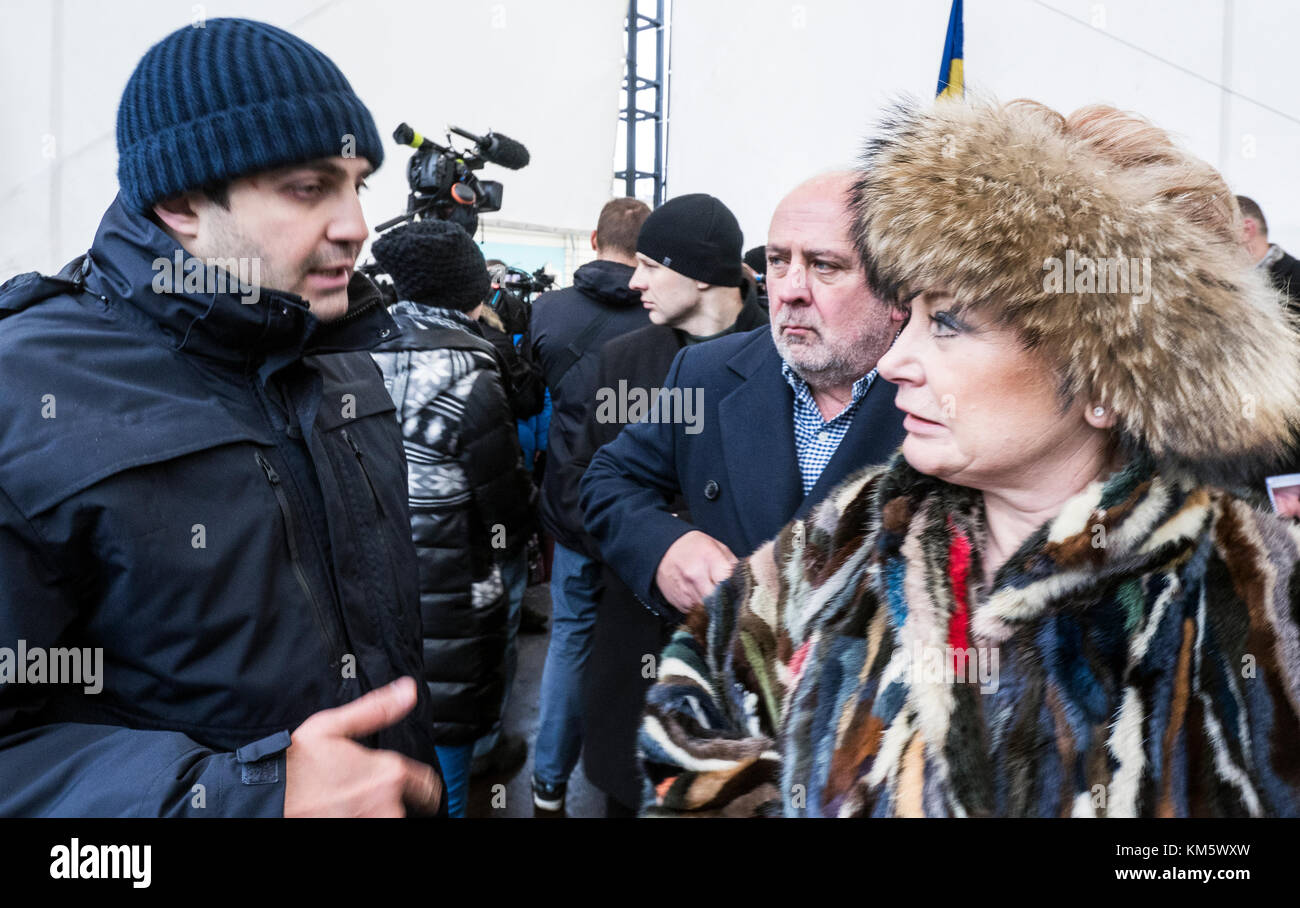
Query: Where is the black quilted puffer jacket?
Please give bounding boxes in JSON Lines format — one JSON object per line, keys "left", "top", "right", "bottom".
{"left": 372, "top": 302, "right": 536, "bottom": 745}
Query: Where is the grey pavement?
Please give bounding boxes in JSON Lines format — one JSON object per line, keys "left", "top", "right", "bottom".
{"left": 466, "top": 580, "right": 606, "bottom": 818}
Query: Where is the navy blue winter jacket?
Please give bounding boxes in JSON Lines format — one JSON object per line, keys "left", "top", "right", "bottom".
{"left": 0, "top": 197, "right": 442, "bottom": 816}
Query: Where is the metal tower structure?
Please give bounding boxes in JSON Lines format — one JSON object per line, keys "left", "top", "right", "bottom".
{"left": 616, "top": 0, "right": 667, "bottom": 206}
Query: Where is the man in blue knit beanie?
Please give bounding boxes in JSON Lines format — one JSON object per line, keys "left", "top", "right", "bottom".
{"left": 0, "top": 19, "right": 446, "bottom": 817}
{"left": 118, "top": 16, "right": 387, "bottom": 321}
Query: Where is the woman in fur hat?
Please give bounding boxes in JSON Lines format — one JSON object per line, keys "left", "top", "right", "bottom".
{"left": 637, "top": 98, "right": 1300, "bottom": 817}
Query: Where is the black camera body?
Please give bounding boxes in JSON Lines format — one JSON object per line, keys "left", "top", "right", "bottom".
{"left": 405, "top": 142, "right": 504, "bottom": 224}
{"left": 376, "top": 123, "right": 528, "bottom": 236}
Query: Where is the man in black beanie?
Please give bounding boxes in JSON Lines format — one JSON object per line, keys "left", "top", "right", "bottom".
{"left": 369, "top": 219, "right": 535, "bottom": 817}
{"left": 0, "top": 19, "right": 445, "bottom": 817}
{"left": 625, "top": 193, "right": 756, "bottom": 338}
{"left": 533, "top": 193, "right": 766, "bottom": 814}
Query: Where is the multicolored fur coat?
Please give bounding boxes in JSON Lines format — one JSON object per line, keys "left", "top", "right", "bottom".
{"left": 639, "top": 452, "right": 1300, "bottom": 816}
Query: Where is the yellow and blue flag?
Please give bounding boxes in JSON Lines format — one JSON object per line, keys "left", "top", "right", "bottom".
{"left": 936, "top": 0, "right": 964, "bottom": 100}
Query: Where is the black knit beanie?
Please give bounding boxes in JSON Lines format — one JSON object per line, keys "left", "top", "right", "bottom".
{"left": 636, "top": 194, "right": 744, "bottom": 288}
{"left": 371, "top": 220, "right": 489, "bottom": 312}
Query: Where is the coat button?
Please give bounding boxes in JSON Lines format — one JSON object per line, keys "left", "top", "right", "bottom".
{"left": 703, "top": 480, "right": 719, "bottom": 500}
{"left": 379, "top": 327, "right": 391, "bottom": 338}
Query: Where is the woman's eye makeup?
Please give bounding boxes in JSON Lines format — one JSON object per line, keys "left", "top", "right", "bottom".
{"left": 930, "top": 310, "right": 964, "bottom": 334}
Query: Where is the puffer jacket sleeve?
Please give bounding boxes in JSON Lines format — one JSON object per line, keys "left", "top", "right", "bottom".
{"left": 0, "top": 485, "right": 286, "bottom": 817}
{"left": 638, "top": 468, "right": 882, "bottom": 817}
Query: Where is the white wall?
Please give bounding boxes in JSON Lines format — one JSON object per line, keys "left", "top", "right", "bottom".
{"left": 0, "top": 0, "right": 627, "bottom": 280}
{"left": 667, "top": 0, "right": 1300, "bottom": 254}
{"left": 4, "top": 0, "right": 1299, "bottom": 283}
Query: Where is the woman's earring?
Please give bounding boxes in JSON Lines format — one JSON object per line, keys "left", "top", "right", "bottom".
{"left": 1092, "top": 406, "right": 1105, "bottom": 418}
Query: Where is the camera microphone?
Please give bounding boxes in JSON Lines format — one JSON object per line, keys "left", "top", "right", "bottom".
{"left": 448, "top": 126, "right": 531, "bottom": 170}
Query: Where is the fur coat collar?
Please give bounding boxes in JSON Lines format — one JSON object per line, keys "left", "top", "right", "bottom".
{"left": 639, "top": 453, "right": 1300, "bottom": 817}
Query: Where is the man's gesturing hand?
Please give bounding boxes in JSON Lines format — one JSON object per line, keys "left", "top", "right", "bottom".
{"left": 284, "top": 676, "right": 444, "bottom": 817}
{"left": 654, "top": 530, "right": 739, "bottom": 614}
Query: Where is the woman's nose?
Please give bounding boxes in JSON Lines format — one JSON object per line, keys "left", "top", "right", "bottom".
{"left": 876, "top": 342, "right": 902, "bottom": 382}
{"left": 877, "top": 315, "right": 919, "bottom": 384}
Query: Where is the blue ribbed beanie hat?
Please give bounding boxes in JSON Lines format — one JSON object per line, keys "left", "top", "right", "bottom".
{"left": 116, "top": 18, "right": 384, "bottom": 212}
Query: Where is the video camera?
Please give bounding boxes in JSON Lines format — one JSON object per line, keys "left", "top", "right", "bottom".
{"left": 374, "top": 122, "right": 531, "bottom": 236}
{"left": 491, "top": 263, "right": 555, "bottom": 304}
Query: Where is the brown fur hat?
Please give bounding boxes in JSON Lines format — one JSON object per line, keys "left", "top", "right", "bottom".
{"left": 853, "top": 97, "right": 1300, "bottom": 484}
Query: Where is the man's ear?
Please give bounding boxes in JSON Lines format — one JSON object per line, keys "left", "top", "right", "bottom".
{"left": 151, "top": 192, "right": 204, "bottom": 242}
{"left": 590, "top": 230, "right": 599, "bottom": 252}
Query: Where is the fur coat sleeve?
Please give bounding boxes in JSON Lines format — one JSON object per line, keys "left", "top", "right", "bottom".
{"left": 637, "top": 467, "right": 887, "bottom": 816}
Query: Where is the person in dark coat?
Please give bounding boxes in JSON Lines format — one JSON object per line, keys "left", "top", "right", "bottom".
{"left": 477, "top": 293, "right": 546, "bottom": 420}
{"left": 467, "top": 297, "right": 543, "bottom": 779}
{"left": 528, "top": 199, "right": 652, "bottom": 556}
{"left": 574, "top": 193, "right": 768, "bottom": 815}
{"left": 0, "top": 19, "right": 446, "bottom": 817}
{"left": 1236, "top": 195, "right": 1300, "bottom": 483}
{"left": 1238, "top": 195, "right": 1300, "bottom": 313}
{"left": 579, "top": 173, "right": 908, "bottom": 811}
{"left": 484, "top": 262, "right": 533, "bottom": 336}
{"left": 369, "top": 220, "right": 535, "bottom": 817}
{"left": 474, "top": 270, "right": 547, "bottom": 734}
{"left": 524, "top": 197, "right": 651, "bottom": 810}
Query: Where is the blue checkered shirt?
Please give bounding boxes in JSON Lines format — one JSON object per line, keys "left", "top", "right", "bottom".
{"left": 782, "top": 362, "right": 878, "bottom": 495}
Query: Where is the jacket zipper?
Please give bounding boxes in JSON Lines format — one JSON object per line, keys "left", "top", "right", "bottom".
{"left": 342, "top": 429, "right": 387, "bottom": 518}
{"left": 331, "top": 294, "right": 380, "bottom": 326}
{"left": 254, "top": 449, "right": 346, "bottom": 666}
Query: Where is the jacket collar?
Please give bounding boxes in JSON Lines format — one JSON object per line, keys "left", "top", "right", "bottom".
{"left": 723, "top": 320, "right": 780, "bottom": 379}
{"left": 1259, "top": 243, "right": 1287, "bottom": 270}
{"left": 388, "top": 300, "right": 482, "bottom": 333}
{"left": 81, "top": 195, "right": 398, "bottom": 378}
{"left": 869, "top": 449, "right": 1210, "bottom": 643}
